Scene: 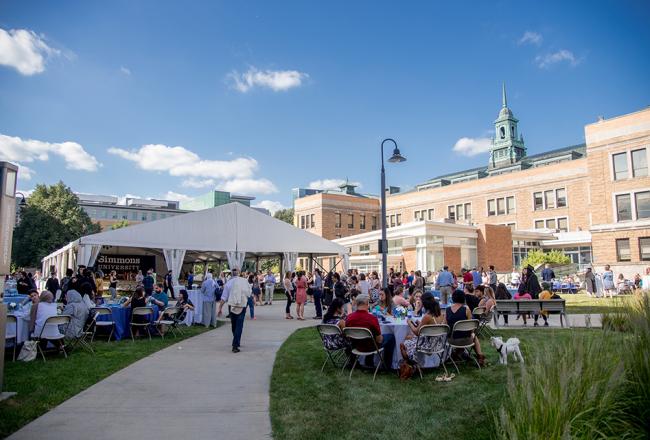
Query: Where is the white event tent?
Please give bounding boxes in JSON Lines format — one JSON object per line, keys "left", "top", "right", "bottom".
{"left": 41, "top": 203, "right": 348, "bottom": 284}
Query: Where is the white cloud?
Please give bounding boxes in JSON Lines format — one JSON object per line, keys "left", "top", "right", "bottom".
{"left": 17, "top": 164, "right": 35, "bottom": 180}
{"left": 181, "top": 177, "right": 215, "bottom": 189}
{"left": 0, "top": 28, "right": 60, "bottom": 75}
{"left": 452, "top": 137, "right": 492, "bottom": 157}
{"left": 216, "top": 178, "right": 278, "bottom": 195}
{"left": 518, "top": 31, "right": 543, "bottom": 46}
{"left": 163, "top": 191, "right": 193, "bottom": 202}
{"left": 228, "top": 67, "right": 308, "bottom": 92}
{"left": 253, "top": 200, "right": 286, "bottom": 215}
{"left": 307, "top": 179, "right": 360, "bottom": 191}
{"left": 107, "top": 144, "right": 258, "bottom": 179}
{"left": 535, "top": 49, "right": 580, "bottom": 69}
{"left": 120, "top": 66, "right": 131, "bottom": 75}
{"left": 0, "top": 133, "right": 100, "bottom": 171}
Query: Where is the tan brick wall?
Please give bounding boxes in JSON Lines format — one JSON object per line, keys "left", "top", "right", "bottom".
{"left": 385, "top": 158, "right": 589, "bottom": 233}
{"left": 294, "top": 193, "right": 380, "bottom": 240}
{"left": 402, "top": 246, "right": 417, "bottom": 272}
{"left": 443, "top": 246, "right": 461, "bottom": 273}
{"left": 477, "top": 224, "right": 513, "bottom": 271}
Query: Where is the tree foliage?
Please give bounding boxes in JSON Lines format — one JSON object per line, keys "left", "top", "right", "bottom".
{"left": 12, "top": 182, "right": 100, "bottom": 268}
{"left": 111, "top": 219, "right": 130, "bottom": 230}
{"left": 521, "top": 249, "right": 571, "bottom": 270}
{"left": 274, "top": 208, "right": 294, "bottom": 225}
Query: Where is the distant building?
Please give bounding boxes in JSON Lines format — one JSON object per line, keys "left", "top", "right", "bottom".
{"left": 77, "top": 194, "right": 187, "bottom": 230}
{"left": 294, "top": 86, "right": 650, "bottom": 277}
{"left": 179, "top": 190, "right": 255, "bottom": 211}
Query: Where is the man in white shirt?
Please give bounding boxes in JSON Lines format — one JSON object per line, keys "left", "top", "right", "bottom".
{"left": 218, "top": 268, "right": 252, "bottom": 353}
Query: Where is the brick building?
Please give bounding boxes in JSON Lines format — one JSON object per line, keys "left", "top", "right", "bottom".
{"left": 294, "top": 88, "right": 650, "bottom": 277}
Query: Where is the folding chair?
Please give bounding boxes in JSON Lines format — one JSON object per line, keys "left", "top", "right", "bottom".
{"left": 5, "top": 314, "right": 18, "bottom": 361}
{"left": 36, "top": 315, "right": 71, "bottom": 361}
{"left": 155, "top": 307, "right": 181, "bottom": 339}
{"left": 343, "top": 327, "right": 387, "bottom": 382}
{"left": 472, "top": 306, "right": 494, "bottom": 337}
{"left": 67, "top": 320, "right": 95, "bottom": 355}
{"left": 316, "top": 324, "right": 349, "bottom": 372}
{"left": 447, "top": 319, "right": 481, "bottom": 373}
{"left": 413, "top": 324, "right": 449, "bottom": 379}
{"left": 130, "top": 307, "right": 154, "bottom": 341}
{"left": 90, "top": 307, "right": 114, "bottom": 342}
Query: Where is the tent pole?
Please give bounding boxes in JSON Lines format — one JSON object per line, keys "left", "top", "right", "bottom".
{"left": 279, "top": 253, "right": 284, "bottom": 276}
{"left": 308, "top": 253, "right": 313, "bottom": 272}
{"left": 312, "top": 256, "right": 328, "bottom": 273}
{"left": 255, "top": 256, "right": 260, "bottom": 272}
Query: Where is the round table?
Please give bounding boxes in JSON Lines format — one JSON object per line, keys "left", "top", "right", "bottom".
{"left": 182, "top": 289, "right": 203, "bottom": 326}
{"left": 96, "top": 304, "right": 159, "bottom": 340}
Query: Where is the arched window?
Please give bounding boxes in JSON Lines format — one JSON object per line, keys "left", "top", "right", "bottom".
{"left": 511, "top": 126, "right": 515, "bottom": 137}
{"left": 500, "top": 126, "right": 505, "bottom": 139}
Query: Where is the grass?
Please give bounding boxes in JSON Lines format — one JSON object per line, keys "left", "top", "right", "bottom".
{"left": 269, "top": 326, "right": 606, "bottom": 440}
{"left": 562, "top": 292, "right": 636, "bottom": 314}
{"left": 0, "top": 324, "right": 213, "bottom": 438}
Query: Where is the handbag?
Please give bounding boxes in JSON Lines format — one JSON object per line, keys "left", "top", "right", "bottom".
{"left": 18, "top": 340, "right": 38, "bottom": 362}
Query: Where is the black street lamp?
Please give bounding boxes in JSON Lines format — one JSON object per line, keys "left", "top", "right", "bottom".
{"left": 380, "top": 138, "right": 406, "bottom": 288}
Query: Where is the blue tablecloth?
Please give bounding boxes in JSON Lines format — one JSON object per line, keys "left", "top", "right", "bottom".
{"left": 3, "top": 294, "right": 29, "bottom": 304}
{"left": 96, "top": 304, "right": 159, "bottom": 340}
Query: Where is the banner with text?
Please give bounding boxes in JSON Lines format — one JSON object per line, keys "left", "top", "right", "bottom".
{"left": 94, "top": 254, "right": 156, "bottom": 274}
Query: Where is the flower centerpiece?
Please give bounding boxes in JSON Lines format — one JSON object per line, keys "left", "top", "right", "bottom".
{"left": 394, "top": 306, "right": 407, "bottom": 320}
{"left": 8, "top": 302, "right": 17, "bottom": 312}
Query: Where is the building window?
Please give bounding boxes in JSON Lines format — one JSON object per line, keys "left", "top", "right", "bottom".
{"left": 360, "top": 214, "right": 366, "bottom": 230}
{"left": 616, "top": 238, "right": 631, "bottom": 262}
{"left": 632, "top": 149, "right": 648, "bottom": 177}
{"left": 396, "top": 213, "right": 402, "bottom": 226}
{"left": 545, "top": 218, "right": 556, "bottom": 229}
{"left": 534, "top": 219, "right": 544, "bottom": 229}
{"left": 347, "top": 213, "right": 354, "bottom": 229}
{"left": 335, "top": 213, "right": 341, "bottom": 228}
{"left": 359, "top": 244, "right": 370, "bottom": 256}
{"left": 310, "top": 214, "right": 315, "bottom": 228}
{"left": 151, "top": 213, "right": 157, "bottom": 221}
{"left": 557, "top": 217, "right": 568, "bottom": 232}
{"left": 556, "top": 189, "right": 567, "bottom": 208}
{"left": 506, "top": 196, "right": 516, "bottom": 213}
{"left": 544, "top": 190, "right": 555, "bottom": 209}
{"left": 371, "top": 215, "right": 377, "bottom": 230}
{"left": 533, "top": 192, "right": 544, "bottom": 210}
{"left": 390, "top": 215, "right": 395, "bottom": 227}
{"left": 414, "top": 210, "right": 421, "bottom": 221}
{"left": 616, "top": 194, "right": 632, "bottom": 221}
{"left": 635, "top": 191, "right": 650, "bottom": 219}
{"left": 496, "top": 198, "right": 505, "bottom": 215}
{"left": 300, "top": 216, "right": 306, "bottom": 229}
{"left": 487, "top": 199, "right": 496, "bottom": 216}
{"left": 613, "top": 152, "right": 629, "bottom": 180}
{"left": 448, "top": 205, "right": 455, "bottom": 220}
{"left": 428, "top": 209, "right": 434, "bottom": 220}
{"left": 640, "top": 238, "right": 650, "bottom": 261}
{"left": 141, "top": 212, "right": 148, "bottom": 221}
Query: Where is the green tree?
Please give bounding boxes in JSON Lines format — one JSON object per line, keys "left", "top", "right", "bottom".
{"left": 12, "top": 182, "right": 100, "bottom": 268}
{"left": 274, "top": 208, "right": 294, "bottom": 225}
{"left": 111, "top": 219, "right": 130, "bottom": 230}
{"left": 521, "top": 249, "right": 571, "bottom": 270}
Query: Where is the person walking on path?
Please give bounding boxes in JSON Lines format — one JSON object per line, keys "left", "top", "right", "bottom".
{"left": 283, "top": 271, "right": 295, "bottom": 319}
{"left": 264, "top": 270, "right": 276, "bottom": 305}
{"left": 201, "top": 272, "right": 217, "bottom": 327}
{"left": 488, "top": 265, "right": 498, "bottom": 292}
{"left": 164, "top": 270, "right": 176, "bottom": 299}
{"left": 311, "top": 268, "right": 323, "bottom": 319}
{"left": 218, "top": 268, "right": 252, "bottom": 353}
{"left": 541, "top": 264, "right": 555, "bottom": 283}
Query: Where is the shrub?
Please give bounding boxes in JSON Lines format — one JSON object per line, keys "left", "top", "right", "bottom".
{"left": 521, "top": 249, "right": 570, "bottom": 269}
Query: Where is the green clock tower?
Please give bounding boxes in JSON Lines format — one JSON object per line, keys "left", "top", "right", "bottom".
{"left": 489, "top": 83, "right": 526, "bottom": 169}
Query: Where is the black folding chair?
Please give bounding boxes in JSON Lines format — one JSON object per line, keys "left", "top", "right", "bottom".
{"left": 316, "top": 324, "right": 349, "bottom": 372}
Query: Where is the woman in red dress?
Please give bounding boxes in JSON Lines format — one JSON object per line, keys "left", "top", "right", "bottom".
{"left": 295, "top": 271, "right": 307, "bottom": 320}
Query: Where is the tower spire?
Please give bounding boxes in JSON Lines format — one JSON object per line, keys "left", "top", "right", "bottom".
{"left": 502, "top": 82, "right": 507, "bottom": 108}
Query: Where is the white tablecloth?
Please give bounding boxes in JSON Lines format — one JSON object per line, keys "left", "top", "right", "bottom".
{"left": 379, "top": 317, "right": 446, "bottom": 369}
{"left": 182, "top": 289, "right": 203, "bottom": 326}
{"left": 6, "top": 311, "right": 30, "bottom": 345}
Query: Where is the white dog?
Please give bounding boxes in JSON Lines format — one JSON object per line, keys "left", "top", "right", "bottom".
{"left": 490, "top": 336, "right": 524, "bottom": 365}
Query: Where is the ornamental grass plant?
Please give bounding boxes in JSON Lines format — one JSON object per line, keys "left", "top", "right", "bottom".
{"left": 494, "top": 292, "right": 650, "bottom": 439}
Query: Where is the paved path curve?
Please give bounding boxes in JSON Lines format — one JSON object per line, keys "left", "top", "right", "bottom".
{"left": 9, "top": 303, "right": 315, "bottom": 440}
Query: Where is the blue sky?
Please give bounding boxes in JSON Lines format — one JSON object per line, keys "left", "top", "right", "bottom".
{"left": 1, "top": 0, "right": 649, "bottom": 213}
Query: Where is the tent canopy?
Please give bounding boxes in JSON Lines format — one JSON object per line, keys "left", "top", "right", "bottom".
{"left": 41, "top": 203, "right": 346, "bottom": 278}
{"left": 76, "top": 202, "right": 345, "bottom": 257}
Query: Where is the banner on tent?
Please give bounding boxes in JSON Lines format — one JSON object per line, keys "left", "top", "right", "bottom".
{"left": 94, "top": 254, "right": 156, "bottom": 274}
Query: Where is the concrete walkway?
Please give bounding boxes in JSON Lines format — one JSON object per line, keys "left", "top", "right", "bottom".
{"left": 9, "top": 303, "right": 315, "bottom": 440}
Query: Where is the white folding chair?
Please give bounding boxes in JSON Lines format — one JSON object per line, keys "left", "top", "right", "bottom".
{"left": 343, "top": 327, "right": 387, "bottom": 382}
{"left": 90, "top": 307, "right": 115, "bottom": 342}
{"left": 414, "top": 324, "right": 449, "bottom": 379}
{"left": 36, "top": 315, "right": 71, "bottom": 361}
{"left": 155, "top": 307, "right": 181, "bottom": 339}
{"left": 6, "top": 314, "right": 18, "bottom": 361}
{"left": 447, "top": 319, "right": 481, "bottom": 373}
{"left": 130, "top": 307, "right": 154, "bottom": 341}
{"left": 316, "top": 324, "right": 349, "bottom": 372}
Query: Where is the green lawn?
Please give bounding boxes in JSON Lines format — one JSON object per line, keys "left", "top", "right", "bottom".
{"left": 270, "top": 327, "right": 605, "bottom": 440}
{"left": 563, "top": 292, "right": 636, "bottom": 314}
{"left": 0, "top": 324, "right": 213, "bottom": 438}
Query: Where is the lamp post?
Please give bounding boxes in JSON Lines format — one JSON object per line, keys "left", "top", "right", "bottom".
{"left": 380, "top": 138, "right": 406, "bottom": 288}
